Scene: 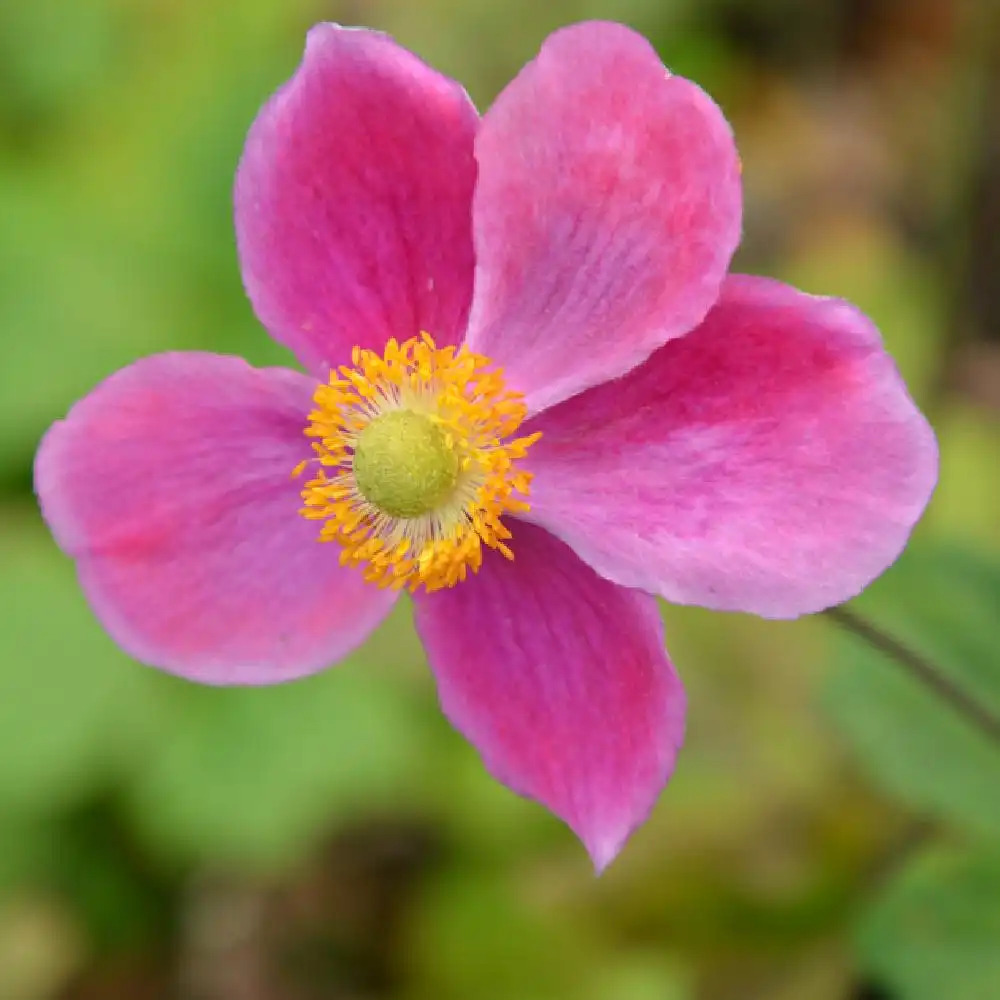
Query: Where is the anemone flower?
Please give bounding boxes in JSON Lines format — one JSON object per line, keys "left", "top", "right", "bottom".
{"left": 35, "top": 21, "right": 937, "bottom": 870}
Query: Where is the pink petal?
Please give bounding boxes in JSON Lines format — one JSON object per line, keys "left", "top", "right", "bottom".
{"left": 235, "top": 25, "right": 478, "bottom": 377}
{"left": 465, "top": 20, "right": 742, "bottom": 413}
{"left": 413, "top": 521, "right": 685, "bottom": 871}
{"left": 522, "top": 275, "right": 938, "bottom": 618}
{"left": 35, "top": 353, "right": 395, "bottom": 684}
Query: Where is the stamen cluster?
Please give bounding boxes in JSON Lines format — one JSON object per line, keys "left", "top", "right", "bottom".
{"left": 296, "top": 334, "right": 540, "bottom": 592}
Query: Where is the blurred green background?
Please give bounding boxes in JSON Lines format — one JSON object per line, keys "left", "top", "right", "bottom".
{"left": 1, "top": 0, "right": 999, "bottom": 998}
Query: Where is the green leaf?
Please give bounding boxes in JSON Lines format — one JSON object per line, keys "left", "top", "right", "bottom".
{"left": 0, "top": 513, "right": 156, "bottom": 813}
{"left": 824, "top": 545, "right": 1000, "bottom": 835}
{"left": 1, "top": 510, "right": 429, "bottom": 870}
{"left": 584, "top": 953, "right": 693, "bottom": 1000}
{"left": 857, "top": 844, "right": 1000, "bottom": 1000}
{"left": 0, "top": 0, "right": 119, "bottom": 118}
{"left": 125, "top": 603, "right": 429, "bottom": 870}
{"left": 409, "top": 867, "right": 582, "bottom": 1000}
{"left": 0, "top": 814, "right": 61, "bottom": 891}
{"left": 0, "top": 174, "right": 181, "bottom": 469}
{"left": 0, "top": 0, "right": 313, "bottom": 471}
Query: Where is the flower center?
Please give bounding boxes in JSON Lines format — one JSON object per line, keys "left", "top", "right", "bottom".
{"left": 294, "top": 334, "right": 540, "bottom": 593}
{"left": 352, "top": 409, "right": 459, "bottom": 519}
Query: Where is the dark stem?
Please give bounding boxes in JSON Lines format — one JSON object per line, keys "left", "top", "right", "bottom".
{"left": 824, "top": 605, "right": 1000, "bottom": 748}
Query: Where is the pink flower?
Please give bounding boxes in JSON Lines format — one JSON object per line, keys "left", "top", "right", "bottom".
{"left": 35, "top": 21, "right": 937, "bottom": 870}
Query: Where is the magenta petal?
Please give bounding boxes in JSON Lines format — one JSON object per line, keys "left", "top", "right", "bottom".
{"left": 235, "top": 25, "right": 478, "bottom": 376}
{"left": 465, "top": 20, "right": 742, "bottom": 413}
{"left": 522, "top": 275, "right": 938, "bottom": 617}
{"left": 413, "top": 522, "right": 685, "bottom": 870}
{"left": 35, "top": 353, "right": 395, "bottom": 683}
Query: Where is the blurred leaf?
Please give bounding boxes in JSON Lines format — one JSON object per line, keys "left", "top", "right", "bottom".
{"left": 0, "top": 815, "right": 61, "bottom": 892}
{"left": 46, "top": 801, "right": 176, "bottom": 953}
{"left": 927, "top": 405, "right": 1000, "bottom": 547}
{"left": 584, "top": 952, "right": 693, "bottom": 1000}
{"left": 0, "top": 805, "right": 173, "bottom": 952}
{"left": 0, "top": 174, "right": 182, "bottom": 469}
{"left": 126, "top": 605, "right": 428, "bottom": 869}
{"left": 0, "top": 0, "right": 121, "bottom": 123}
{"left": 0, "top": 513, "right": 157, "bottom": 813}
{"left": 0, "top": 0, "right": 314, "bottom": 471}
{"left": 382, "top": 0, "right": 697, "bottom": 107}
{"left": 825, "top": 545, "right": 1000, "bottom": 835}
{"left": 410, "top": 868, "right": 582, "bottom": 1000}
{"left": 426, "top": 733, "right": 565, "bottom": 865}
{"left": 857, "top": 844, "right": 1000, "bottom": 1000}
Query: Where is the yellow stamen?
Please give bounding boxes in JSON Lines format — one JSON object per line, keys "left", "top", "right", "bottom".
{"left": 295, "top": 333, "right": 541, "bottom": 593}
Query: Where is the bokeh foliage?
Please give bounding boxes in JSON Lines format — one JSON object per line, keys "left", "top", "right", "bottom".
{"left": 1, "top": 0, "right": 998, "bottom": 998}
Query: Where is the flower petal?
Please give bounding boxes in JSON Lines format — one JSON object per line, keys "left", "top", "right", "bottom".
{"left": 35, "top": 353, "right": 395, "bottom": 684}
{"left": 523, "top": 275, "right": 938, "bottom": 617}
{"left": 412, "top": 522, "right": 685, "bottom": 871}
{"left": 235, "top": 25, "right": 478, "bottom": 376}
{"left": 465, "top": 20, "right": 742, "bottom": 413}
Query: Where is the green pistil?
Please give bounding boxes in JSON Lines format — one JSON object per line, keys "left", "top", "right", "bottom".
{"left": 353, "top": 409, "right": 459, "bottom": 519}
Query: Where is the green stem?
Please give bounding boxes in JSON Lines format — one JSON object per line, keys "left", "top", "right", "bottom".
{"left": 824, "top": 605, "right": 1000, "bottom": 748}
